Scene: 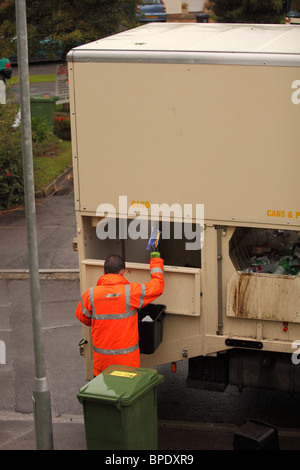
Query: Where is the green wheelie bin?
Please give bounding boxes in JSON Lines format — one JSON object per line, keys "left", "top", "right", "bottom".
{"left": 77, "top": 365, "right": 163, "bottom": 450}
{"left": 30, "top": 94, "right": 58, "bottom": 129}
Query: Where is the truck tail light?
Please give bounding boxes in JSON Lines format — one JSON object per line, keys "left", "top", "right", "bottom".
{"left": 161, "top": 0, "right": 166, "bottom": 12}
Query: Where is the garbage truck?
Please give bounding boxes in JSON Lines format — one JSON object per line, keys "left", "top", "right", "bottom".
{"left": 67, "top": 23, "right": 300, "bottom": 393}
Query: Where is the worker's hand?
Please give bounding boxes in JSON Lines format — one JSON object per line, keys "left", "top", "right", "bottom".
{"left": 150, "top": 251, "right": 160, "bottom": 258}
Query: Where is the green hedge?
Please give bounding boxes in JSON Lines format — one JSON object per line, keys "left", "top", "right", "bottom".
{"left": 0, "top": 87, "right": 71, "bottom": 211}
{"left": 0, "top": 97, "right": 24, "bottom": 210}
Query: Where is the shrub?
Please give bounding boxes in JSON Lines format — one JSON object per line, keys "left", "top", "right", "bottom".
{"left": 31, "top": 116, "right": 54, "bottom": 142}
{"left": 53, "top": 114, "right": 71, "bottom": 140}
{"left": 0, "top": 86, "right": 62, "bottom": 210}
{"left": 0, "top": 92, "right": 24, "bottom": 210}
{"left": 213, "top": 0, "right": 286, "bottom": 23}
{"left": 54, "top": 115, "right": 71, "bottom": 140}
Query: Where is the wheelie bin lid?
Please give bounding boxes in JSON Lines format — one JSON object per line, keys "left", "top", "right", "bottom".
{"left": 30, "top": 94, "right": 59, "bottom": 102}
{"left": 77, "top": 365, "right": 163, "bottom": 406}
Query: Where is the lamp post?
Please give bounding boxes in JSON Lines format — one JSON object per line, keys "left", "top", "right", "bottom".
{"left": 15, "top": 0, "right": 53, "bottom": 450}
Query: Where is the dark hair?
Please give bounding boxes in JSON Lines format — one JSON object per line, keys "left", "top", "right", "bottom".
{"left": 104, "top": 255, "right": 125, "bottom": 274}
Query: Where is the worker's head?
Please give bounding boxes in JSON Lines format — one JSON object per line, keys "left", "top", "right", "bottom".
{"left": 104, "top": 255, "right": 125, "bottom": 275}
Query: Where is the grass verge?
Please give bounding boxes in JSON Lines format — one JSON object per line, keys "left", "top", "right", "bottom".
{"left": 10, "top": 74, "right": 56, "bottom": 85}
{"left": 34, "top": 140, "right": 72, "bottom": 192}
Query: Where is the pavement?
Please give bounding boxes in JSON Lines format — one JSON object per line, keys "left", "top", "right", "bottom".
{"left": 2, "top": 409, "right": 300, "bottom": 451}
{"left": 0, "top": 409, "right": 237, "bottom": 451}
{"left": 1, "top": 409, "right": 300, "bottom": 451}
{"left": 0, "top": 175, "right": 300, "bottom": 452}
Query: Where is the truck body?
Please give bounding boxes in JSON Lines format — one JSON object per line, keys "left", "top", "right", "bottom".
{"left": 67, "top": 23, "right": 300, "bottom": 393}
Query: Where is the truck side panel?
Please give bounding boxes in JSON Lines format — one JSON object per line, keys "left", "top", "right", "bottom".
{"left": 68, "top": 25, "right": 300, "bottom": 385}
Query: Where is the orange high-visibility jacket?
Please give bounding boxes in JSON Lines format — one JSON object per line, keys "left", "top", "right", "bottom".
{"left": 75, "top": 257, "right": 164, "bottom": 376}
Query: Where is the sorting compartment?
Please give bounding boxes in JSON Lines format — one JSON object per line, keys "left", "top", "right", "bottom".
{"left": 229, "top": 227, "right": 300, "bottom": 276}
{"left": 138, "top": 304, "right": 166, "bottom": 354}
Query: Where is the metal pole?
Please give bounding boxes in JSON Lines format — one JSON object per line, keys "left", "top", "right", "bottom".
{"left": 15, "top": 0, "right": 53, "bottom": 450}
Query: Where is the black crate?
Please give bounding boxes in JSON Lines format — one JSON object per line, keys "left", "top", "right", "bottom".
{"left": 234, "top": 420, "right": 279, "bottom": 450}
{"left": 138, "top": 304, "right": 166, "bottom": 354}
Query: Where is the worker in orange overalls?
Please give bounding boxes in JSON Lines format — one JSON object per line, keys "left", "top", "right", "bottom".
{"left": 75, "top": 252, "right": 164, "bottom": 376}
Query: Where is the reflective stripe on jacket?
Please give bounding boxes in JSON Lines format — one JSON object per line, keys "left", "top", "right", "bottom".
{"left": 75, "top": 257, "right": 164, "bottom": 375}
